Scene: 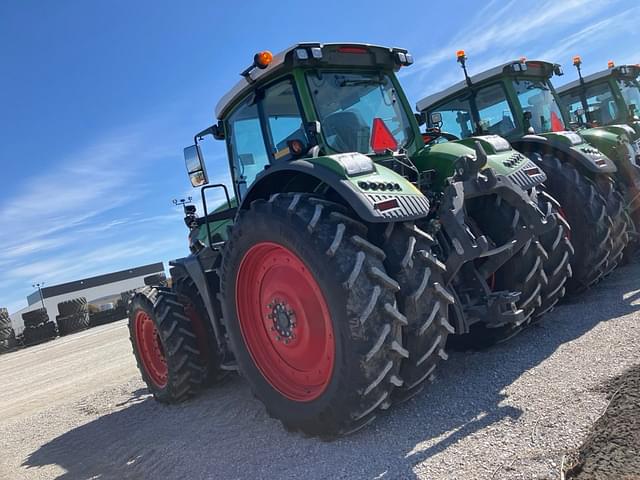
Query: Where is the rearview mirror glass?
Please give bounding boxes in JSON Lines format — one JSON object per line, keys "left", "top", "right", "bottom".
{"left": 430, "top": 112, "right": 442, "bottom": 126}
{"left": 184, "top": 145, "right": 209, "bottom": 187}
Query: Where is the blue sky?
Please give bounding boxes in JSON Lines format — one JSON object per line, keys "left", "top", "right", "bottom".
{"left": 1, "top": 0, "right": 638, "bottom": 313}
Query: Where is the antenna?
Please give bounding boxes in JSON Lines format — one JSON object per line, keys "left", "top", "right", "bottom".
{"left": 573, "top": 55, "right": 584, "bottom": 85}
{"left": 457, "top": 50, "right": 472, "bottom": 86}
{"left": 172, "top": 197, "right": 193, "bottom": 207}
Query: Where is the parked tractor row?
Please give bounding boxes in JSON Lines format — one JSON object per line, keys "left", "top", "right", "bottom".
{"left": 127, "top": 43, "right": 639, "bottom": 439}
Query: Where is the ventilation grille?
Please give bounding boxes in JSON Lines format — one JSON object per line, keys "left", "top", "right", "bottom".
{"left": 507, "top": 160, "right": 546, "bottom": 191}
{"left": 365, "top": 193, "right": 430, "bottom": 219}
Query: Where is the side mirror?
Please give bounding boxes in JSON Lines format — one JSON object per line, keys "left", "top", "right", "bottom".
{"left": 430, "top": 111, "right": 443, "bottom": 127}
{"left": 554, "top": 64, "right": 564, "bottom": 76}
{"left": 184, "top": 145, "right": 209, "bottom": 187}
{"left": 414, "top": 112, "right": 426, "bottom": 126}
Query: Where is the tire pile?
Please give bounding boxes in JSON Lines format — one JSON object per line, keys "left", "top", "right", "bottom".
{"left": 0, "top": 308, "right": 17, "bottom": 354}
{"left": 22, "top": 308, "right": 57, "bottom": 346}
{"left": 56, "top": 298, "right": 90, "bottom": 336}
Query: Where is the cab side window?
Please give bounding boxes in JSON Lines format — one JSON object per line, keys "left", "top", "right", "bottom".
{"left": 226, "top": 100, "right": 269, "bottom": 198}
{"left": 261, "top": 80, "right": 308, "bottom": 160}
{"left": 475, "top": 84, "right": 516, "bottom": 136}
{"left": 584, "top": 82, "right": 619, "bottom": 125}
{"left": 429, "top": 97, "right": 474, "bottom": 139}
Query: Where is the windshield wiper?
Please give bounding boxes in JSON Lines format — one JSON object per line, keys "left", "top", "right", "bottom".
{"left": 339, "top": 79, "right": 385, "bottom": 87}
{"left": 527, "top": 82, "right": 549, "bottom": 91}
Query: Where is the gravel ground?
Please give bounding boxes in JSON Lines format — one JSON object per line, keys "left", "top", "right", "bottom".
{"left": 0, "top": 262, "right": 639, "bottom": 480}
{"left": 564, "top": 363, "right": 640, "bottom": 479}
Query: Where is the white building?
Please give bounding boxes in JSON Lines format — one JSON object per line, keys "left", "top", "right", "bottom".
{"left": 9, "top": 262, "right": 164, "bottom": 334}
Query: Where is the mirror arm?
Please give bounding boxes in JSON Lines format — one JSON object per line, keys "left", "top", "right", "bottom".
{"left": 194, "top": 126, "right": 214, "bottom": 145}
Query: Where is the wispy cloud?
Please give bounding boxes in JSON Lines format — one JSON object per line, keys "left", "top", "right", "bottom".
{"left": 535, "top": 6, "right": 640, "bottom": 63}
{"left": 404, "top": 0, "right": 613, "bottom": 82}
{"left": 0, "top": 113, "right": 190, "bottom": 312}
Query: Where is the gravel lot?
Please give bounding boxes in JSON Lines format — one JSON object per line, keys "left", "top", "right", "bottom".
{"left": 1, "top": 262, "right": 639, "bottom": 480}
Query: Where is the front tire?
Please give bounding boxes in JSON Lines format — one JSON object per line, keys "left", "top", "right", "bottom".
{"left": 128, "top": 287, "right": 206, "bottom": 403}
{"left": 220, "top": 194, "right": 406, "bottom": 438}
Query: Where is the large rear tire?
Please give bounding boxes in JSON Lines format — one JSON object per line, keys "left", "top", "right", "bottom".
{"left": 220, "top": 194, "right": 406, "bottom": 438}
{"left": 378, "top": 222, "right": 455, "bottom": 403}
{"left": 128, "top": 287, "right": 207, "bottom": 403}
{"left": 531, "top": 190, "right": 574, "bottom": 321}
{"left": 534, "top": 154, "right": 612, "bottom": 293}
{"left": 593, "top": 176, "right": 629, "bottom": 275}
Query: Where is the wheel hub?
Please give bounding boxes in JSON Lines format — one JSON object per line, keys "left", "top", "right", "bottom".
{"left": 269, "top": 299, "right": 296, "bottom": 341}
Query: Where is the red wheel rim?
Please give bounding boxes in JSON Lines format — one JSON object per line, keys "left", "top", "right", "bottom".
{"left": 134, "top": 311, "right": 168, "bottom": 388}
{"left": 236, "top": 242, "right": 335, "bottom": 402}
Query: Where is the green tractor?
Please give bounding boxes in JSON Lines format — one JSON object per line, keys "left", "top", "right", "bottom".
{"left": 557, "top": 59, "right": 640, "bottom": 242}
{"left": 418, "top": 52, "right": 630, "bottom": 293}
{"left": 127, "top": 43, "right": 554, "bottom": 437}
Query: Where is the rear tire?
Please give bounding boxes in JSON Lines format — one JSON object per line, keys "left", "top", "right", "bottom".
{"left": 593, "top": 176, "right": 629, "bottom": 275}
{"left": 128, "top": 286, "right": 207, "bottom": 403}
{"left": 534, "top": 154, "right": 612, "bottom": 293}
{"left": 221, "top": 194, "right": 405, "bottom": 438}
{"left": 531, "top": 190, "right": 574, "bottom": 321}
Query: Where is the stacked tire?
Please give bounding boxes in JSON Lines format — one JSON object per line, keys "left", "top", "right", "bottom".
{"left": 56, "top": 298, "right": 90, "bottom": 336}
{"left": 22, "top": 308, "right": 58, "bottom": 346}
{"left": 0, "top": 308, "right": 17, "bottom": 354}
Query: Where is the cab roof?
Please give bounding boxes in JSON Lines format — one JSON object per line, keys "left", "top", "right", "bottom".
{"left": 416, "top": 59, "right": 557, "bottom": 112}
{"left": 215, "top": 42, "right": 411, "bottom": 120}
{"left": 557, "top": 65, "right": 640, "bottom": 96}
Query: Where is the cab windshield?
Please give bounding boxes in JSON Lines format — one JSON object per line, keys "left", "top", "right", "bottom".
{"left": 513, "top": 79, "right": 565, "bottom": 132}
{"left": 305, "top": 71, "right": 413, "bottom": 154}
{"left": 617, "top": 78, "right": 640, "bottom": 115}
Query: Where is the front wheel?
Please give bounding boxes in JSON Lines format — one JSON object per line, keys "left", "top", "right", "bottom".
{"left": 128, "top": 287, "right": 207, "bottom": 403}
{"left": 220, "top": 194, "right": 406, "bottom": 438}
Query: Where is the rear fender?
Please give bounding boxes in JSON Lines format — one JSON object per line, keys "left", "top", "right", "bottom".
{"left": 512, "top": 134, "right": 617, "bottom": 175}
{"left": 169, "top": 249, "right": 226, "bottom": 350}
{"left": 240, "top": 156, "right": 431, "bottom": 223}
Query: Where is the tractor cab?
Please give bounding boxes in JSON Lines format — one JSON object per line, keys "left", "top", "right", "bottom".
{"left": 557, "top": 61, "right": 640, "bottom": 140}
{"left": 182, "top": 43, "right": 434, "bottom": 248}
{"left": 418, "top": 56, "right": 570, "bottom": 142}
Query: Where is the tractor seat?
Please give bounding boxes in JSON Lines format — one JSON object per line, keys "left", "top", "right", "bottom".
{"left": 323, "top": 111, "right": 369, "bottom": 153}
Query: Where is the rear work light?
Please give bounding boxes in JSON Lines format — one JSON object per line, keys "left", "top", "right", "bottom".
{"left": 374, "top": 198, "right": 400, "bottom": 212}
{"left": 338, "top": 46, "right": 369, "bottom": 54}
